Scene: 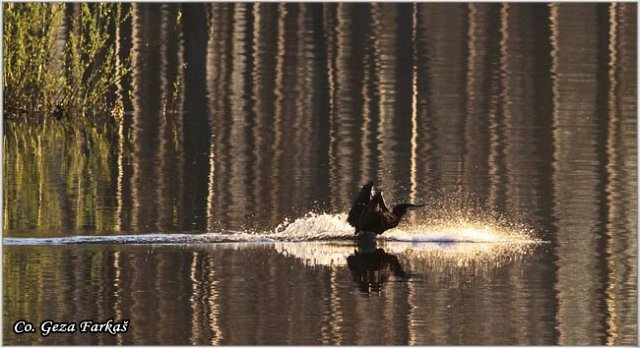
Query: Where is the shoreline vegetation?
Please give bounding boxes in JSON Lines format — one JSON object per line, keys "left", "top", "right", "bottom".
{"left": 3, "top": 3, "right": 157, "bottom": 123}
{"left": 3, "top": 3, "right": 186, "bottom": 235}
{"left": 3, "top": 4, "right": 129, "bottom": 234}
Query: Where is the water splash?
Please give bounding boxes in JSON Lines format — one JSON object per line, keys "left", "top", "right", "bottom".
{"left": 382, "top": 221, "right": 536, "bottom": 243}
{"left": 272, "top": 212, "right": 353, "bottom": 241}
{"left": 261, "top": 215, "right": 542, "bottom": 270}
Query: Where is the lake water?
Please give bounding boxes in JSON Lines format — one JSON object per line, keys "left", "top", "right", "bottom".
{"left": 3, "top": 3, "right": 637, "bottom": 345}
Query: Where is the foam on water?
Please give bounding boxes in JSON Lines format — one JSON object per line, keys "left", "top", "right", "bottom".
{"left": 3, "top": 212, "right": 538, "bottom": 245}
{"left": 272, "top": 212, "right": 354, "bottom": 241}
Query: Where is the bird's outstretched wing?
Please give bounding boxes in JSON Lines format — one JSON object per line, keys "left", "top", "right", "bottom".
{"left": 347, "top": 182, "right": 375, "bottom": 228}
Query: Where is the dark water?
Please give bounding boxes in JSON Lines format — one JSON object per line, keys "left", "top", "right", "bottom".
{"left": 3, "top": 3, "right": 637, "bottom": 345}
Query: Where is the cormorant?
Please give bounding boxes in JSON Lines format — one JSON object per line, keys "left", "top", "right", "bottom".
{"left": 347, "top": 182, "right": 424, "bottom": 235}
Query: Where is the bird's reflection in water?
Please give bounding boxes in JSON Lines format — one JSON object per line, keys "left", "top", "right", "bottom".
{"left": 346, "top": 241, "right": 407, "bottom": 294}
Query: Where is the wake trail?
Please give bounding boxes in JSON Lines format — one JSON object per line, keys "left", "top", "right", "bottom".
{"left": 4, "top": 212, "right": 540, "bottom": 246}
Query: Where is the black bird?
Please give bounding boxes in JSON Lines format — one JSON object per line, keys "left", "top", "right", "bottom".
{"left": 347, "top": 182, "right": 424, "bottom": 235}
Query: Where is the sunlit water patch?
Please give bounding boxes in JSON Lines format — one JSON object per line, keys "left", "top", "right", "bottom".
{"left": 273, "top": 238, "right": 543, "bottom": 288}
{"left": 275, "top": 242, "right": 354, "bottom": 267}
{"left": 274, "top": 239, "right": 541, "bottom": 269}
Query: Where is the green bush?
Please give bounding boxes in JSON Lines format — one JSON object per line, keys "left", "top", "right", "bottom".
{"left": 3, "top": 3, "right": 129, "bottom": 120}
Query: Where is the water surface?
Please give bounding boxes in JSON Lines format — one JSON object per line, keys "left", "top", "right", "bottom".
{"left": 3, "top": 3, "right": 637, "bottom": 345}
